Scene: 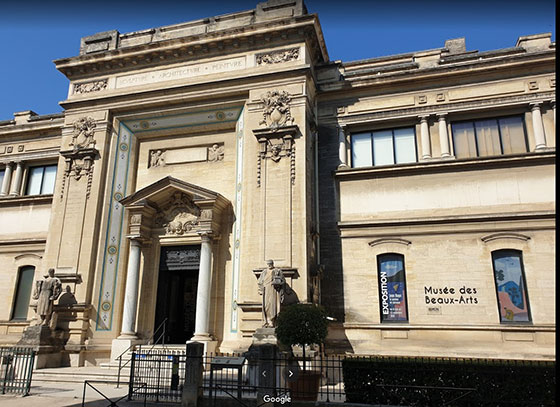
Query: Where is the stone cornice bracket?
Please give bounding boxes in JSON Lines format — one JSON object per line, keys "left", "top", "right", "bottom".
{"left": 253, "top": 125, "right": 300, "bottom": 187}
{"left": 59, "top": 147, "right": 99, "bottom": 200}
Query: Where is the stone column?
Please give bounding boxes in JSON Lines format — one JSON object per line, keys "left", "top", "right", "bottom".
{"left": 531, "top": 102, "right": 546, "bottom": 151}
{"left": 0, "top": 162, "right": 13, "bottom": 196}
{"left": 551, "top": 100, "right": 555, "bottom": 128}
{"left": 438, "top": 113, "right": 451, "bottom": 157}
{"left": 338, "top": 126, "right": 348, "bottom": 168}
{"left": 419, "top": 115, "right": 431, "bottom": 159}
{"left": 9, "top": 161, "right": 24, "bottom": 196}
{"left": 119, "top": 238, "right": 142, "bottom": 338}
{"left": 192, "top": 233, "right": 213, "bottom": 341}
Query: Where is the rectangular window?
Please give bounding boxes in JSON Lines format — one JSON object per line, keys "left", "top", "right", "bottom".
{"left": 351, "top": 127, "right": 417, "bottom": 167}
{"left": 0, "top": 169, "right": 4, "bottom": 189}
{"left": 452, "top": 116, "right": 527, "bottom": 159}
{"left": 25, "top": 165, "right": 57, "bottom": 195}
{"left": 378, "top": 253, "right": 408, "bottom": 322}
{"left": 12, "top": 266, "right": 35, "bottom": 320}
{"left": 492, "top": 250, "right": 531, "bottom": 323}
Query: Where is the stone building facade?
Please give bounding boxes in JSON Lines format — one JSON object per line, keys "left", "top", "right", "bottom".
{"left": 0, "top": 0, "right": 555, "bottom": 366}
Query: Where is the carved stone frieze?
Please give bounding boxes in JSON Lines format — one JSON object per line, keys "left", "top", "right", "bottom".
{"left": 259, "top": 90, "right": 294, "bottom": 130}
{"left": 148, "top": 143, "right": 225, "bottom": 169}
{"left": 71, "top": 117, "right": 97, "bottom": 151}
{"left": 154, "top": 191, "right": 203, "bottom": 235}
{"left": 256, "top": 48, "right": 300, "bottom": 65}
{"left": 74, "top": 79, "right": 108, "bottom": 94}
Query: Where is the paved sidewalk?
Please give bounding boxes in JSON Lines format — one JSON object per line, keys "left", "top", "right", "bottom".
{"left": 0, "top": 381, "right": 161, "bottom": 407}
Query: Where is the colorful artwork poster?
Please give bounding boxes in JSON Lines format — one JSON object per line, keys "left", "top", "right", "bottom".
{"left": 378, "top": 254, "right": 408, "bottom": 322}
{"left": 493, "top": 251, "right": 530, "bottom": 322}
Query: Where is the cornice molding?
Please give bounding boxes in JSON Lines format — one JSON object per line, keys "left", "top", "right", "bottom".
{"left": 55, "top": 18, "right": 325, "bottom": 80}
{"left": 330, "top": 92, "right": 556, "bottom": 127}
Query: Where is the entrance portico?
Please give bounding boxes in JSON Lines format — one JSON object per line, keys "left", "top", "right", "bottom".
{"left": 110, "top": 176, "right": 230, "bottom": 359}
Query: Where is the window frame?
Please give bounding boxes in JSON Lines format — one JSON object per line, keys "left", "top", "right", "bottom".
{"left": 491, "top": 249, "right": 532, "bottom": 325}
{"left": 11, "top": 265, "right": 36, "bottom": 321}
{"left": 451, "top": 115, "right": 529, "bottom": 158}
{"left": 350, "top": 126, "right": 418, "bottom": 168}
{"left": 377, "top": 253, "right": 409, "bottom": 323}
{"left": 24, "top": 164, "right": 57, "bottom": 196}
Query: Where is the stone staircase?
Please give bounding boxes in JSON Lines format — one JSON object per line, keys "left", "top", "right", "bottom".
{"left": 31, "top": 344, "right": 188, "bottom": 385}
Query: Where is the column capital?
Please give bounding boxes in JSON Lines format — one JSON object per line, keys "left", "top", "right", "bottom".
{"left": 198, "top": 231, "right": 213, "bottom": 242}
{"left": 126, "top": 235, "right": 144, "bottom": 247}
{"left": 530, "top": 102, "right": 542, "bottom": 110}
{"left": 550, "top": 100, "right": 555, "bottom": 108}
{"left": 418, "top": 115, "right": 430, "bottom": 122}
{"left": 436, "top": 112, "right": 448, "bottom": 120}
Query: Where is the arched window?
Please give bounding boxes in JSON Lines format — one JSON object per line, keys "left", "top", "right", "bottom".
{"left": 11, "top": 266, "right": 36, "bottom": 320}
{"left": 491, "top": 250, "right": 531, "bottom": 323}
{"left": 377, "top": 253, "right": 408, "bottom": 322}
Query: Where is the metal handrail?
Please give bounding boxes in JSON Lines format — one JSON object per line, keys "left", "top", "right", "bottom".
{"left": 116, "top": 318, "right": 167, "bottom": 388}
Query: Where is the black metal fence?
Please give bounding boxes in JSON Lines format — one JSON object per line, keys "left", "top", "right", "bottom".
{"left": 128, "top": 348, "right": 554, "bottom": 406}
{"left": 201, "top": 351, "right": 346, "bottom": 405}
{"left": 0, "top": 346, "right": 35, "bottom": 395}
{"left": 129, "top": 349, "right": 187, "bottom": 403}
{"left": 128, "top": 348, "right": 346, "bottom": 404}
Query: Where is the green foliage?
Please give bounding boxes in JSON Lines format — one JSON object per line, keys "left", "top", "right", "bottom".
{"left": 342, "top": 356, "right": 556, "bottom": 406}
{"left": 275, "top": 303, "right": 328, "bottom": 348}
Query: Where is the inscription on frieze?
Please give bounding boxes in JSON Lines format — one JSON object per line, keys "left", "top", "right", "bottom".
{"left": 116, "top": 56, "right": 247, "bottom": 88}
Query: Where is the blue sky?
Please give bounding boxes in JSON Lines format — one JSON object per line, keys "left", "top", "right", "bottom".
{"left": 0, "top": 0, "right": 555, "bottom": 120}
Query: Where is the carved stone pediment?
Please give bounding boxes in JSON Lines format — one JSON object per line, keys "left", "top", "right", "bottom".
{"left": 120, "top": 176, "right": 230, "bottom": 240}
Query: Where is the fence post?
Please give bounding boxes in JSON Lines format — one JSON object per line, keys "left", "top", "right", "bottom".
{"left": 257, "top": 344, "right": 278, "bottom": 406}
{"left": 182, "top": 342, "right": 204, "bottom": 407}
{"left": 128, "top": 351, "right": 136, "bottom": 401}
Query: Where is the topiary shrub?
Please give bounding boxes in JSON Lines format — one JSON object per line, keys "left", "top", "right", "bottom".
{"left": 275, "top": 303, "right": 328, "bottom": 366}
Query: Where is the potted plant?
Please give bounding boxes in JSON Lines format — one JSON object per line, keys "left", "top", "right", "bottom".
{"left": 275, "top": 303, "right": 329, "bottom": 401}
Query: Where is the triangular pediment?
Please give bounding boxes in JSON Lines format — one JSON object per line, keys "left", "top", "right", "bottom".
{"left": 120, "top": 176, "right": 222, "bottom": 208}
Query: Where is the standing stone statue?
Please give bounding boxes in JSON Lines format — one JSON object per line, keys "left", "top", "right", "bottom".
{"left": 33, "top": 268, "right": 62, "bottom": 327}
{"left": 257, "top": 260, "right": 285, "bottom": 327}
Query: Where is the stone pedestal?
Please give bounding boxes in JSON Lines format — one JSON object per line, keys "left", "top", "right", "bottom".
{"left": 17, "top": 325, "right": 65, "bottom": 369}
{"left": 252, "top": 327, "right": 278, "bottom": 345}
{"left": 110, "top": 337, "right": 142, "bottom": 361}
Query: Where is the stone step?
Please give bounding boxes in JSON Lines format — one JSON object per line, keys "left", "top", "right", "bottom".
{"left": 32, "top": 367, "right": 128, "bottom": 384}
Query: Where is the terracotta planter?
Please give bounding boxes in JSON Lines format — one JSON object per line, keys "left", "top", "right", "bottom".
{"left": 288, "top": 370, "right": 321, "bottom": 401}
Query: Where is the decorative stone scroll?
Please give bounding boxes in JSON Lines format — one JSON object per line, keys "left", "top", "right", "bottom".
{"left": 256, "top": 48, "right": 300, "bottom": 65}
{"left": 259, "top": 90, "right": 294, "bottom": 130}
{"left": 74, "top": 79, "right": 108, "bottom": 94}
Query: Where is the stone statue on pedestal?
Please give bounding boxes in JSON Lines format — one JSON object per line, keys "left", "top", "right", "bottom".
{"left": 257, "top": 260, "right": 285, "bottom": 328}
{"left": 33, "top": 268, "right": 62, "bottom": 327}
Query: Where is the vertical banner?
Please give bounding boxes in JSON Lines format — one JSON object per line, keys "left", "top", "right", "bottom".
{"left": 230, "top": 107, "right": 244, "bottom": 332}
{"left": 378, "top": 254, "right": 408, "bottom": 322}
